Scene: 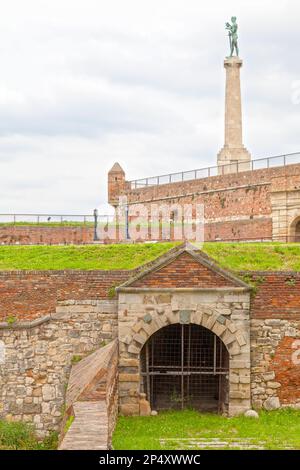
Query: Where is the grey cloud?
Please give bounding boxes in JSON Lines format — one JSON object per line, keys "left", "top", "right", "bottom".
{"left": 0, "top": 0, "right": 299, "bottom": 213}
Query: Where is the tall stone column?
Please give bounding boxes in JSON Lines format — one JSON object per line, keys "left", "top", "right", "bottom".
{"left": 217, "top": 57, "right": 251, "bottom": 174}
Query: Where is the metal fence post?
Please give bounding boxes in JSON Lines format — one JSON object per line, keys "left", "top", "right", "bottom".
{"left": 93, "top": 209, "right": 98, "bottom": 241}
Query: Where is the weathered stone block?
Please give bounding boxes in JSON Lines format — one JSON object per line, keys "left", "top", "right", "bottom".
{"left": 266, "top": 381, "right": 281, "bottom": 389}
{"left": 119, "top": 374, "right": 139, "bottom": 382}
{"left": 239, "top": 375, "right": 250, "bottom": 384}
{"left": 42, "top": 384, "right": 55, "bottom": 402}
{"left": 262, "top": 371, "right": 275, "bottom": 381}
{"left": 264, "top": 397, "right": 280, "bottom": 410}
{"left": 119, "top": 358, "right": 139, "bottom": 368}
{"left": 236, "top": 332, "right": 247, "bottom": 347}
{"left": 23, "top": 403, "right": 42, "bottom": 414}
{"left": 119, "top": 404, "right": 139, "bottom": 416}
{"left": 229, "top": 389, "right": 251, "bottom": 400}
{"left": 212, "top": 322, "right": 226, "bottom": 338}
{"left": 155, "top": 294, "right": 171, "bottom": 304}
{"left": 128, "top": 344, "right": 140, "bottom": 355}
{"left": 133, "top": 333, "right": 146, "bottom": 345}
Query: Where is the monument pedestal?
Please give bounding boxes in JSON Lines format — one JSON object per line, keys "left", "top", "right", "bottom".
{"left": 217, "top": 56, "right": 251, "bottom": 174}
{"left": 217, "top": 146, "right": 251, "bottom": 174}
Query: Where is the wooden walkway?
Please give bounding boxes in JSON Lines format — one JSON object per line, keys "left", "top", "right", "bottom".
{"left": 58, "top": 340, "right": 118, "bottom": 450}
{"left": 59, "top": 401, "right": 109, "bottom": 450}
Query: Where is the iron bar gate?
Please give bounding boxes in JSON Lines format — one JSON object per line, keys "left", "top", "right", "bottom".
{"left": 141, "top": 324, "right": 229, "bottom": 412}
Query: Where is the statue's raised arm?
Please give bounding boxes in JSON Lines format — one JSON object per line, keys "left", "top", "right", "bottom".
{"left": 225, "top": 16, "right": 239, "bottom": 57}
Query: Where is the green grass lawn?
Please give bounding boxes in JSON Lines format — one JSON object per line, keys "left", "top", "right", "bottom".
{"left": 0, "top": 242, "right": 300, "bottom": 271}
{"left": 203, "top": 242, "right": 300, "bottom": 271}
{"left": 0, "top": 242, "right": 178, "bottom": 270}
{"left": 112, "top": 409, "right": 300, "bottom": 450}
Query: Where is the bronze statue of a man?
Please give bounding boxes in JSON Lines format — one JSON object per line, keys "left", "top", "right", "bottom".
{"left": 225, "top": 16, "right": 239, "bottom": 57}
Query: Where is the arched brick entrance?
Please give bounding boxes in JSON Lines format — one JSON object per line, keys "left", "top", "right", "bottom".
{"left": 140, "top": 323, "right": 229, "bottom": 412}
{"left": 117, "top": 244, "right": 251, "bottom": 417}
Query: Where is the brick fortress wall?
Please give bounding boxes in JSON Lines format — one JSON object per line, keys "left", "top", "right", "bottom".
{"left": 113, "top": 163, "right": 300, "bottom": 242}
{"left": 1, "top": 163, "right": 300, "bottom": 244}
{"left": 0, "top": 270, "right": 129, "bottom": 321}
{"left": 0, "top": 225, "right": 95, "bottom": 245}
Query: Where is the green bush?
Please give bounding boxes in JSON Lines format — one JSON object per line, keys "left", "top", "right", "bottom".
{"left": 0, "top": 420, "right": 58, "bottom": 450}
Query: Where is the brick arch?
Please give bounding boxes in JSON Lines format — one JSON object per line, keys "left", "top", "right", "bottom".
{"left": 121, "top": 309, "right": 244, "bottom": 359}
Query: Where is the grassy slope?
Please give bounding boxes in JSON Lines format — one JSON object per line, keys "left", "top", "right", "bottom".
{"left": 0, "top": 242, "right": 300, "bottom": 271}
{"left": 112, "top": 409, "right": 300, "bottom": 450}
{"left": 203, "top": 242, "right": 300, "bottom": 271}
{"left": 0, "top": 243, "right": 178, "bottom": 270}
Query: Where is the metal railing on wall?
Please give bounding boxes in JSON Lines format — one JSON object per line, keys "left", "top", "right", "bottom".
{"left": 129, "top": 151, "right": 300, "bottom": 189}
{"left": 0, "top": 213, "right": 113, "bottom": 225}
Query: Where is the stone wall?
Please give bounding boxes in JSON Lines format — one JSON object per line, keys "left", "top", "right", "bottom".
{"left": 250, "top": 318, "right": 300, "bottom": 409}
{"left": 0, "top": 300, "right": 118, "bottom": 436}
{"left": 248, "top": 272, "right": 300, "bottom": 409}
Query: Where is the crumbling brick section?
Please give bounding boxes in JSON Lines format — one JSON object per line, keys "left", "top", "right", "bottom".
{"left": 272, "top": 336, "right": 300, "bottom": 404}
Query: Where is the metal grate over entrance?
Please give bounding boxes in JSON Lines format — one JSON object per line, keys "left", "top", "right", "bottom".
{"left": 140, "top": 324, "right": 229, "bottom": 412}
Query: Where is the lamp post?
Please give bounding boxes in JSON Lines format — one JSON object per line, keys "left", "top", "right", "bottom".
{"left": 93, "top": 208, "right": 99, "bottom": 241}
{"left": 125, "top": 205, "right": 130, "bottom": 240}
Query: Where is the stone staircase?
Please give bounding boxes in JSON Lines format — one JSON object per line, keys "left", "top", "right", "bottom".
{"left": 58, "top": 339, "right": 118, "bottom": 450}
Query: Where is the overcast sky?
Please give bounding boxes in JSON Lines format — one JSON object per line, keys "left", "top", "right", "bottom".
{"left": 0, "top": 0, "right": 299, "bottom": 215}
